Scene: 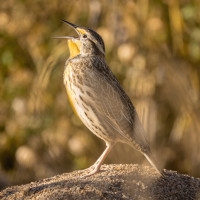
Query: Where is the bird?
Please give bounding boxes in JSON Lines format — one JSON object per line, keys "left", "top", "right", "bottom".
{"left": 54, "top": 20, "right": 162, "bottom": 176}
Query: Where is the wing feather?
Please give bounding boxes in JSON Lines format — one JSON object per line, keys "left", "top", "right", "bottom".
{"left": 83, "top": 59, "right": 135, "bottom": 142}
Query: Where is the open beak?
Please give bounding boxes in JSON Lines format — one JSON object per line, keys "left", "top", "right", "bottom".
{"left": 52, "top": 20, "right": 80, "bottom": 40}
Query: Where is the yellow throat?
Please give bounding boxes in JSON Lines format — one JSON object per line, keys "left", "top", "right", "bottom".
{"left": 68, "top": 40, "right": 81, "bottom": 58}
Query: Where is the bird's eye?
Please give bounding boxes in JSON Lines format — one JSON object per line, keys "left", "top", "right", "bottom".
{"left": 82, "top": 34, "right": 87, "bottom": 38}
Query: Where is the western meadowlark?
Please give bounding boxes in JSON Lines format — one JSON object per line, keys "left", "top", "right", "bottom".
{"left": 54, "top": 20, "right": 162, "bottom": 176}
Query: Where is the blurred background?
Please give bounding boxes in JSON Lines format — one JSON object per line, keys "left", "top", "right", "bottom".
{"left": 0, "top": 0, "right": 200, "bottom": 190}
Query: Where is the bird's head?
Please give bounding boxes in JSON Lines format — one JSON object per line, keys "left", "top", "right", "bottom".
{"left": 54, "top": 20, "right": 105, "bottom": 58}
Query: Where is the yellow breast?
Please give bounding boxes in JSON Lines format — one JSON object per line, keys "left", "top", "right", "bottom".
{"left": 65, "top": 39, "right": 83, "bottom": 119}
{"left": 64, "top": 64, "right": 80, "bottom": 119}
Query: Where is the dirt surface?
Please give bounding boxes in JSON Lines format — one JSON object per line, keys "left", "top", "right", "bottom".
{"left": 0, "top": 164, "right": 200, "bottom": 200}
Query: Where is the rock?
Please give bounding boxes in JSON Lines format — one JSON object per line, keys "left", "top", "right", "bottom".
{"left": 0, "top": 164, "right": 200, "bottom": 200}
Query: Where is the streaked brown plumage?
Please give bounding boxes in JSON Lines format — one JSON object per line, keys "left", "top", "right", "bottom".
{"left": 55, "top": 20, "right": 162, "bottom": 176}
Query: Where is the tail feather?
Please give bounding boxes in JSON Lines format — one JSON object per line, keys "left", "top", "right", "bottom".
{"left": 143, "top": 152, "right": 163, "bottom": 176}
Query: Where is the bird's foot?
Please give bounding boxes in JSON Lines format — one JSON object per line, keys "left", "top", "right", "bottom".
{"left": 81, "top": 164, "right": 100, "bottom": 178}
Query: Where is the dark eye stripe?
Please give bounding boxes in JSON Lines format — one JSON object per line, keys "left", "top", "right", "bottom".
{"left": 83, "top": 34, "right": 87, "bottom": 38}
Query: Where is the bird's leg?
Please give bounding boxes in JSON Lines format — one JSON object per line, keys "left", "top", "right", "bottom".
{"left": 83, "top": 142, "right": 114, "bottom": 177}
